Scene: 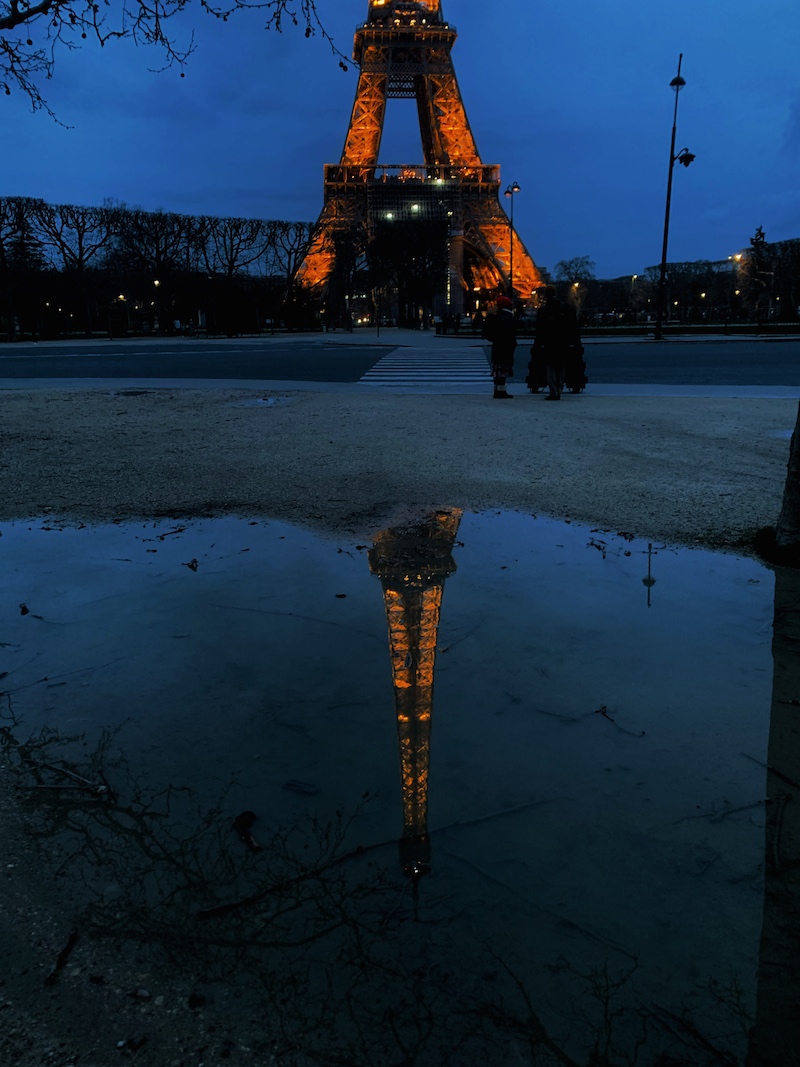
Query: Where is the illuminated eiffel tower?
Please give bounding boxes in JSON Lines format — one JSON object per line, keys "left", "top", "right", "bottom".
{"left": 297, "top": 0, "right": 540, "bottom": 312}
{"left": 368, "top": 509, "right": 462, "bottom": 883}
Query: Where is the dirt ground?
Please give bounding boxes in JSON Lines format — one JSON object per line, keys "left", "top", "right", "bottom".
{"left": 1, "top": 384, "right": 797, "bottom": 1066}
{"left": 0, "top": 386, "right": 796, "bottom": 548}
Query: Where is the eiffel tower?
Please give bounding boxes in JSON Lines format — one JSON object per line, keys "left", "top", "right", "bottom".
{"left": 297, "top": 0, "right": 540, "bottom": 314}
{"left": 368, "top": 509, "right": 462, "bottom": 883}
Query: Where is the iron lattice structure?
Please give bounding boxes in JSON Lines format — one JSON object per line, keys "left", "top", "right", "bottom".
{"left": 297, "top": 0, "right": 540, "bottom": 309}
{"left": 368, "top": 509, "right": 462, "bottom": 876}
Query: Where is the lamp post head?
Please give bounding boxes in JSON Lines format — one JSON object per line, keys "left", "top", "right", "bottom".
{"left": 504, "top": 181, "right": 521, "bottom": 197}
{"left": 670, "top": 74, "right": 686, "bottom": 91}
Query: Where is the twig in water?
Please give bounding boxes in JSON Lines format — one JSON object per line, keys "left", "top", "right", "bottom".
{"left": 740, "top": 750, "right": 800, "bottom": 791}
{"left": 594, "top": 704, "right": 645, "bottom": 737}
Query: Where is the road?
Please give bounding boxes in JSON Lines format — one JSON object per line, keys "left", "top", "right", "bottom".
{"left": 0, "top": 337, "right": 388, "bottom": 383}
{"left": 0, "top": 334, "right": 798, "bottom": 387}
{"left": 587, "top": 337, "right": 800, "bottom": 385}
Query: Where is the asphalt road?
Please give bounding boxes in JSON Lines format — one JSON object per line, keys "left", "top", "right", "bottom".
{"left": 1, "top": 335, "right": 799, "bottom": 385}
{"left": 588, "top": 338, "right": 800, "bottom": 385}
{"left": 0, "top": 339, "right": 390, "bottom": 382}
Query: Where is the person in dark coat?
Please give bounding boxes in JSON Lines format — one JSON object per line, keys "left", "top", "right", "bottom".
{"left": 530, "top": 285, "right": 583, "bottom": 400}
{"left": 483, "top": 294, "right": 517, "bottom": 399}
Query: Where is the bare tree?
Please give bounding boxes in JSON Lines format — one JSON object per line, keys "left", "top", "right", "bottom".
{"left": 199, "top": 214, "right": 272, "bottom": 281}
{"left": 0, "top": 194, "right": 46, "bottom": 339}
{"left": 272, "top": 219, "right": 315, "bottom": 328}
{"left": 1, "top": 0, "right": 348, "bottom": 118}
{"left": 738, "top": 226, "right": 776, "bottom": 323}
{"left": 197, "top": 214, "right": 275, "bottom": 334}
{"left": 34, "top": 201, "right": 114, "bottom": 335}
{"left": 555, "top": 256, "right": 596, "bottom": 313}
{"left": 554, "top": 256, "right": 596, "bottom": 285}
{"left": 105, "top": 204, "right": 195, "bottom": 333}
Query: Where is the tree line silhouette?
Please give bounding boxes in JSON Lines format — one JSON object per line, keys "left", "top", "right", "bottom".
{"left": 0, "top": 195, "right": 317, "bottom": 341}
{"left": 3, "top": 195, "right": 799, "bottom": 340}
{"left": 552, "top": 228, "right": 800, "bottom": 327}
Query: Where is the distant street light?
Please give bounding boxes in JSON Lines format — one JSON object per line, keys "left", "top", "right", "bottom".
{"left": 504, "top": 181, "right": 521, "bottom": 296}
{"left": 727, "top": 253, "right": 742, "bottom": 320}
{"left": 654, "top": 55, "right": 695, "bottom": 341}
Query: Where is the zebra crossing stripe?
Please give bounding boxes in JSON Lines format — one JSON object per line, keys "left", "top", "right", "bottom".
{"left": 357, "top": 348, "right": 492, "bottom": 389}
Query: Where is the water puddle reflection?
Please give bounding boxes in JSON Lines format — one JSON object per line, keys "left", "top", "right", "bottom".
{"left": 2, "top": 509, "right": 797, "bottom": 1065}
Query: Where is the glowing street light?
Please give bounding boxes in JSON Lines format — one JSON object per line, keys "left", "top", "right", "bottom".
{"left": 504, "top": 181, "right": 521, "bottom": 296}
{"left": 654, "top": 55, "right": 695, "bottom": 340}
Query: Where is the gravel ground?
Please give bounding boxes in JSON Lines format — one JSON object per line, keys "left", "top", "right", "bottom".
{"left": 0, "top": 383, "right": 796, "bottom": 1066}
{"left": 1, "top": 385, "right": 796, "bottom": 549}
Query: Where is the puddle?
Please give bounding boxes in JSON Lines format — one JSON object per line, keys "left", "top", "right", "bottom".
{"left": 1, "top": 510, "right": 795, "bottom": 1065}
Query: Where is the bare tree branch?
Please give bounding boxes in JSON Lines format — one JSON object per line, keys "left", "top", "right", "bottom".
{"left": 1, "top": 0, "right": 350, "bottom": 116}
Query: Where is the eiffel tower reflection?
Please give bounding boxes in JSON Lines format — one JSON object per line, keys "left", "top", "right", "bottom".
{"left": 368, "top": 509, "right": 462, "bottom": 890}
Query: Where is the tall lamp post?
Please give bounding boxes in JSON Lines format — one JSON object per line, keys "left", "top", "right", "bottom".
{"left": 504, "top": 181, "right": 520, "bottom": 297}
{"left": 654, "top": 55, "right": 695, "bottom": 340}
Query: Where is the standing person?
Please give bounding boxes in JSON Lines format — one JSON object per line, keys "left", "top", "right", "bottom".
{"left": 530, "top": 285, "right": 583, "bottom": 401}
{"left": 483, "top": 294, "right": 517, "bottom": 399}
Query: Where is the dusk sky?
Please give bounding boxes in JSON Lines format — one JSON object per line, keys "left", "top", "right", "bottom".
{"left": 4, "top": 0, "right": 799, "bottom": 279}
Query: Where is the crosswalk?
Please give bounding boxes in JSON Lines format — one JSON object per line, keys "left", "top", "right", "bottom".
{"left": 356, "top": 344, "right": 493, "bottom": 393}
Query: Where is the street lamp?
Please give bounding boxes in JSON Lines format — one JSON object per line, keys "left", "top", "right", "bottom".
{"left": 727, "top": 254, "right": 742, "bottom": 322}
{"left": 504, "top": 181, "right": 521, "bottom": 296}
{"left": 654, "top": 55, "right": 695, "bottom": 340}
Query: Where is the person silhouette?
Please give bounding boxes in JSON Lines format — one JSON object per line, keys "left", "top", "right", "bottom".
{"left": 483, "top": 295, "right": 517, "bottom": 399}
{"left": 529, "top": 285, "right": 583, "bottom": 400}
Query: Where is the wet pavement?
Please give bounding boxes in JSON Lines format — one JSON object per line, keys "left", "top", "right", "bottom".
{"left": 2, "top": 509, "right": 798, "bottom": 1064}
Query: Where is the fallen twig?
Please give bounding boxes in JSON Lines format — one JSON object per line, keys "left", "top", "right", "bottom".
{"left": 44, "top": 929, "right": 79, "bottom": 986}
{"left": 22, "top": 757, "right": 112, "bottom": 799}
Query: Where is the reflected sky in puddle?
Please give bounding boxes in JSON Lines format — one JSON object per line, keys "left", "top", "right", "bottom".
{"left": 2, "top": 510, "right": 794, "bottom": 1065}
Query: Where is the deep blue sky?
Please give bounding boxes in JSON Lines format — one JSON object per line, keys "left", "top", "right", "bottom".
{"left": 4, "top": 0, "right": 799, "bottom": 279}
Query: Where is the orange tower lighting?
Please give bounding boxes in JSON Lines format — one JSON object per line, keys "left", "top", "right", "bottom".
{"left": 297, "top": 0, "right": 541, "bottom": 309}
{"left": 368, "top": 508, "right": 463, "bottom": 880}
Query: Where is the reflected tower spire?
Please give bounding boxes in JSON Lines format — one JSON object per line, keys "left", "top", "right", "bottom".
{"left": 368, "top": 509, "right": 462, "bottom": 882}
